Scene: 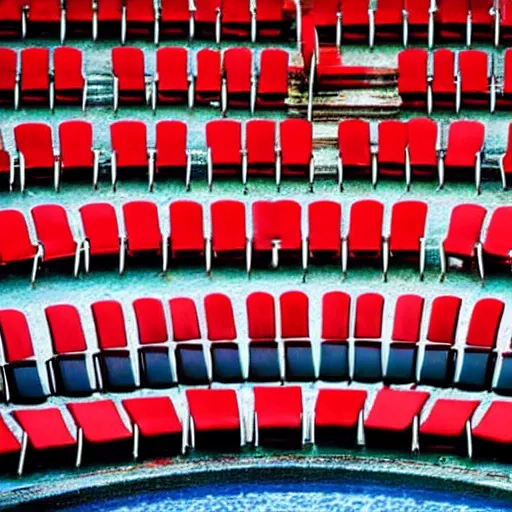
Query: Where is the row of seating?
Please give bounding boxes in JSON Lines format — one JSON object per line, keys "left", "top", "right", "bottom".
{"left": 0, "top": 200, "right": 509, "bottom": 283}
{"left": 398, "top": 48, "right": 512, "bottom": 113}
{"left": 0, "top": 0, "right": 290, "bottom": 44}
{"left": 1, "top": 385, "right": 512, "bottom": 475}
{"left": 307, "top": 0, "right": 508, "bottom": 48}
{"left": 0, "top": 290, "right": 510, "bottom": 403}
{"left": 4, "top": 118, "right": 509, "bottom": 193}
{"left": 0, "top": 46, "right": 289, "bottom": 113}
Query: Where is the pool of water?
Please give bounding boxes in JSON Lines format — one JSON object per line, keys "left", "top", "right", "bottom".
{"left": 53, "top": 477, "right": 512, "bottom": 512}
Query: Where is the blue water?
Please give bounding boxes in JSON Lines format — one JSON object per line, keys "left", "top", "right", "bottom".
{"left": 58, "top": 479, "right": 512, "bottom": 512}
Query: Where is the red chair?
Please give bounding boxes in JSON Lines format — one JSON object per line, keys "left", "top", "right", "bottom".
{"left": 418, "top": 295, "right": 461, "bottom": 387}
{"left": 306, "top": 201, "right": 342, "bottom": 274}
{"left": 442, "top": 120, "right": 485, "bottom": 192}
{"left": 0, "top": 210, "right": 38, "bottom": 282}
{"left": 314, "top": 389, "right": 367, "bottom": 446}
{"left": 222, "top": 47, "right": 254, "bottom": 113}
{"left": 480, "top": 206, "right": 512, "bottom": 280}
{"left": 364, "top": 389, "right": 430, "bottom": 450}
{"left": 25, "top": 0, "right": 62, "bottom": 39}
{"left": 168, "top": 200, "right": 205, "bottom": 266}
{"left": 499, "top": 0, "right": 512, "bottom": 45}
{"left": 169, "top": 297, "right": 209, "bottom": 385}
{"left": 406, "top": 118, "right": 440, "bottom": 185}
{"left": 66, "top": 400, "right": 132, "bottom": 466}
{"left": 310, "top": 0, "right": 342, "bottom": 45}
{"left": 12, "top": 408, "right": 76, "bottom": 475}
{"left": 222, "top": 0, "right": 253, "bottom": 39}
{"left": 456, "top": 298, "right": 504, "bottom": 391}
{"left": 112, "top": 47, "right": 146, "bottom": 112}
{"left": 255, "top": 0, "right": 284, "bottom": 39}
{"left": 472, "top": 401, "right": 512, "bottom": 458}
{"left": 342, "top": 199, "right": 384, "bottom": 278}
{"left": 457, "top": 50, "right": 493, "bottom": 113}
{"left": 53, "top": 47, "right": 86, "bottom": 111}
{"left": 397, "top": 49, "right": 429, "bottom": 110}
{"left": 246, "top": 291, "right": 280, "bottom": 382}
{"left": 337, "top": 119, "right": 373, "bottom": 190}
{"left": 122, "top": 201, "right": 165, "bottom": 272}
{"left": 186, "top": 389, "right": 243, "bottom": 448}
{"left": 122, "top": 396, "right": 184, "bottom": 457}
{"left": 404, "top": 0, "right": 434, "bottom": 46}
{"left": 253, "top": 386, "right": 304, "bottom": 446}
{"left": 132, "top": 298, "right": 175, "bottom": 390}
{"left": 0, "top": 0, "right": 24, "bottom": 38}
{"left": 159, "top": 0, "right": 193, "bottom": 40}
{"left": 376, "top": 120, "right": 408, "bottom": 186}
{"left": 440, "top": 203, "right": 487, "bottom": 281}
{"left": 318, "top": 291, "right": 351, "bottom": 382}
{"left": 0, "top": 309, "right": 47, "bottom": 404}
{"left": 374, "top": 0, "right": 405, "bottom": 43}
{"left": 209, "top": 200, "right": 248, "bottom": 273}
{"left": 20, "top": 48, "right": 51, "bottom": 108}
{"left": 280, "top": 291, "right": 314, "bottom": 382}
{"left": 0, "top": 150, "right": 11, "bottom": 190}
{"left": 31, "top": 204, "right": 81, "bottom": 280}
{"left": 251, "top": 200, "right": 303, "bottom": 270}
{"left": 152, "top": 47, "right": 190, "bottom": 111}
{"left": 352, "top": 292, "right": 385, "bottom": 383}
{"left": 194, "top": 48, "right": 222, "bottom": 106}
{"left": 419, "top": 399, "right": 480, "bottom": 456}
{"left": 469, "top": 0, "right": 496, "bottom": 44}
{"left": 340, "top": 0, "right": 373, "bottom": 44}
{"left": 384, "top": 200, "right": 428, "bottom": 280}
{"left": 498, "top": 48, "right": 512, "bottom": 110}
{"left": 65, "top": 0, "right": 95, "bottom": 39}
{"left": 79, "top": 203, "right": 123, "bottom": 273}
{"left": 431, "top": 49, "right": 456, "bottom": 112}
{"left": 91, "top": 300, "right": 137, "bottom": 393}
{"left": 14, "top": 123, "right": 56, "bottom": 192}
{"left": 96, "top": 0, "right": 123, "bottom": 40}
{"left": 110, "top": 121, "right": 153, "bottom": 190}
{"left": 499, "top": 123, "right": 512, "bottom": 188}
{"left": 206, "top": 119, "right": 243, "bottom": 190}
{"left": 204, "top": 293, "right": 242, "bottom": 383}
{"left": 256, "top": 48, "right": 289, "bottom": 109}
{"left": 154, "top": 120, "right": 190, "bottom": 189}
{"left": 0, "top": 49, "right": 18, "bottom": 107}
{"left": 124, "top": 0, "right": 156, "bottom": 43}
{"left": 278, "top": 119, "right": 314, "bottom": 191}
{"left": 194, "top": 0, "right": 222, "bottom": 41}
{"left": 436, "top": 0, "right": 470, "bottom": 43}
{"left": 58, "top": 120, "right": 98, "bottom": 189}
{"left": 245, "top": 119, "right": 277, "bottom": 190}
{"left": 384, "top": 294, "right": 424, "bottom": 384}
{"left": 45, "top": 304, "right": 94, "bottom": 397}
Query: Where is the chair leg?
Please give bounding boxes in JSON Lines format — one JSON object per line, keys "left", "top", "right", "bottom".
{"left": 73, "top": 243, "right": 81, "bottom": 277}
{"left": 17, "top": 433, "right": 28, "bottom": 477}
{"left": 439, "top": 242, "right": 447, "bottom": 282}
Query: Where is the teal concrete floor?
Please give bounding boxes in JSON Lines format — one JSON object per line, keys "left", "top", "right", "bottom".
{"left": 0, "top": 33, "right": 512, "bottom": 491}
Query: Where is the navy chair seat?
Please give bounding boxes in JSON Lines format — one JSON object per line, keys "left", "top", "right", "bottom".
{"left": 318, "top": 341, "right": 349, "bottom": 382}
{"left": 95, "top": 350, "right": 137, "bottom": 392}
{"left": 4, "top": 362, "right": 47, "bottom": 404}
{"left": 139, "top": 346, "right": 176, "bottom": 389}
{"left": 248, "top": 341, "right": 281, "bottom": 382}
{"left": 353, "top": 340, "right": 383, "bottom": 383}
{"left": 211, "top": 342, "right": 244, "bottom": 383}
{"left": 51, "top": 355, "right": 94, "bottom": 397}
{"left": 284, "top": 340, "right": 315, "bottom": 382}
{"left": 175, "top": 343, "right": 209, "bottom": 385}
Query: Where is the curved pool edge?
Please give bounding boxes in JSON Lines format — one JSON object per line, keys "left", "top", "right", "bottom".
{"left": 2, "top": 454, "right": 512, "bottom": 510}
